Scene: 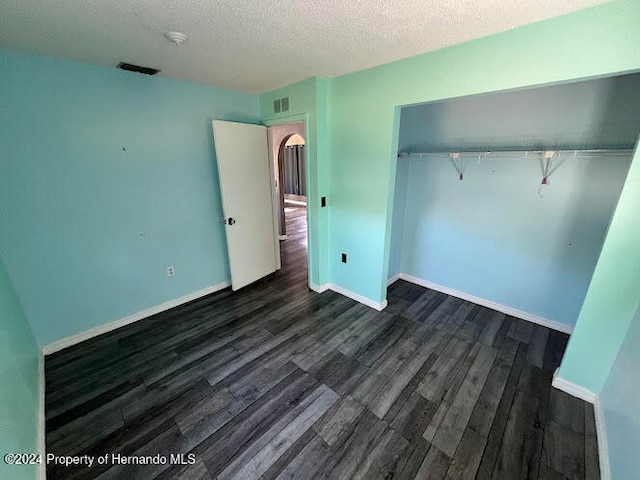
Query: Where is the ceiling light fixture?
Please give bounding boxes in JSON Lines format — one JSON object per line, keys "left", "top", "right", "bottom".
{"left": 164, "top": 31, "right": 188, "bottom": 46}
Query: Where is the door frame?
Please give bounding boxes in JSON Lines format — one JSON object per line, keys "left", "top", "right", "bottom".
{"left": 265, "top": 115, "right": 312, "bottom": 286}
{"left": 277, "top": 136, "right": 287, "bottom": 237}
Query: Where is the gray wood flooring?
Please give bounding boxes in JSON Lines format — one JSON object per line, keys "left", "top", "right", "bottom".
{"left": 45, "top": 205, "right": 599, "bottom": 479}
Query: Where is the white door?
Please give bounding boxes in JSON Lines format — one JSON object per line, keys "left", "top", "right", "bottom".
{"left": 212, "top": 120, "right": 280, "bottom": 290}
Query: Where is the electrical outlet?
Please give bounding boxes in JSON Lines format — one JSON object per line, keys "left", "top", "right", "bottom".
{"left": 341, "top": 253, "right": 347, "bottom": 264}
{"left": 167, "top": 266, "right": 175, "bottom": 277}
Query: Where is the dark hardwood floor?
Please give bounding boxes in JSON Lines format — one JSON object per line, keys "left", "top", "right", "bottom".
{"left": 45, "top": 204, "right": 599, "bottom": 479}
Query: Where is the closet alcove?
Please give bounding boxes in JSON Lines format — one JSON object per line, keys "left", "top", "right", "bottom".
{"left": 388, "top": 73, "right": 640, "bottom": 329}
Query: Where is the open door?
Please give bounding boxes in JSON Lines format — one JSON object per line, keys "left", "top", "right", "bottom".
{"left": 212, "top": 120, "right": 280, "bottom": 290}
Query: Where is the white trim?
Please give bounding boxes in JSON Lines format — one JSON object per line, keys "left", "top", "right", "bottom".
{"left": 550, "top": 372, "right": 610, "bottom": 480}
{"left": 284, "top": 199, "right": 307, "bottom": 207}
{"left": 266, "top": 124, "right": 282, "bottom": 272}
{"left": 37, "top": 352, "right": 46, "bottom": 480}
{"left": 397, "top": 273, "right": 573, "bottom": 334}
{"left": 387, "top": 274, "right": 401, "bottom": 286}
{"left": 42, "top": 281, "right": 231, "bottom": 355}
{"left": 279, "top": 235, "right": 288, "bottom": 240}
{"left": 551, "top": 372, "right": 597, "bottom": 403}
{"left": 326, "top": 284, "right": 388, "bottom": 311}
{"left": 309, "top": 282, "right": 387, "bottom": 311}
{"left": 593, "top": 396, "right": 611, "bottom": 480}
{"left": 309, "top": 283, "right": 330, "bottom": 293}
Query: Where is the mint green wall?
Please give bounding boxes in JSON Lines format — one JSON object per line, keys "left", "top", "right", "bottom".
{"left": 260, "top": 78, "right": 329, "bottom": 288}
{"left": 0, "top": 255, "right": 39, "bottom": 480}
{"left": 559, "top": 141, "right": 640, "bottom": 393}
{"left": 387, "top": 159, "right": 409, "bottom": 279}
{"left": 326, "top": 0, "right": 640, "bottom": 305}
{"left": 600, "top": 304, "right": 640, "bottom": 479}
{"left": 0, "top": 49, "right": 260, "bottom": 346}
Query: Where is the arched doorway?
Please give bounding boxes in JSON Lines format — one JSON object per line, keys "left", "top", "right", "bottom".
{"left": 278, "top": 133, "right": 306, "bottom": 234}
{"left": 276, "top": 130, "right": 308, "bottom": 274}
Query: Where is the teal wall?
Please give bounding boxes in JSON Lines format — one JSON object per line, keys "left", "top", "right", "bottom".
{"left": 0, "top": 49, "right": 260, "bottom": 346}
{"left": 559, "top": 141, "right": 640, "bottom": 393}
{"left": 260, "top": 78, "right": 330, "bottom": 288}
{"left": 0, "top": 255, "right": 39, "bottom": 480}
{"left": 390, "top": 154, "right": 630, "bottom": 328}
{"left": 600, "top": 304, "right": 640, "bottom": 479}
{"left": 326, "top": 0, "right": 640, "bottom": 306}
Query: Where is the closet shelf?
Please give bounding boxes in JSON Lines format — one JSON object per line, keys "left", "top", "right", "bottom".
{"left": 398, "top": 148, "right": 634, "bottom": 159}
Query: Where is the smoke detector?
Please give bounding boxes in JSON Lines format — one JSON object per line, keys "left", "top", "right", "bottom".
{"left": 164, "top": 31, "right": 188, "bottom": 46}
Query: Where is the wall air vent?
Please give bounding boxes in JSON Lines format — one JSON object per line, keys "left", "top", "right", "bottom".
{"left": 273, "top": 97, "right": 290, "bottom": 114}
{"left": 117, "top": 62, "right": 160, "bottom": 76}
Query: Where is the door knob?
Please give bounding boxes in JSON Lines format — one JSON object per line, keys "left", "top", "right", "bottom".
{"left": 227, "top": 217, "right": 236, "bottom": 225}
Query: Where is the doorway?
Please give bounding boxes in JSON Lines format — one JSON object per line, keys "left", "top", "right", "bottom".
{"left": 269, "top": 122, "right": 308, "bottom": 282}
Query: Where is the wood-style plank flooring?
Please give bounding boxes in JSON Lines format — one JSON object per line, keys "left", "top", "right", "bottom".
{"left": 45, "top": 205, "right": 599, "bottom": 479}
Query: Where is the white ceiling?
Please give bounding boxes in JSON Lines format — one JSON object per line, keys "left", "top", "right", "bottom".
{"left": 0, "top": 0, "right": 606, "bottom": 93}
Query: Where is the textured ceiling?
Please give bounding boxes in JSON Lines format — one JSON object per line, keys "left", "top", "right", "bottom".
{"left": 0, "top": 0, "right": 606, "bottom": 93}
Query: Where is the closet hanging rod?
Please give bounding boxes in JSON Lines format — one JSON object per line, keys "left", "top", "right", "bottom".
{"left": 398, "top": 148, "right": 634, "bottom": 159}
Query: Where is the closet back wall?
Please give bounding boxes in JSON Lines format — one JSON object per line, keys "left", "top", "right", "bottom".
{"left": 0, "top": 49, "right": 260, "bottom": 346}
{"left": 392, "top": 154, "right": 631, "bottom": 328}
{"left": 390, "top": 74, "right": 640, "bottom": 329}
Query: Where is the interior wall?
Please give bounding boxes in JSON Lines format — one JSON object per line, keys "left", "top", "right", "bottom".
{"left": 268, "top": 122, "right": 305, "bottom": 235}
{"left": 559, "top": 141, "right": 640, "bottom": 393}
{"left": 0, "top": 49, "right": 260, "bottom": 346}
{"left": 387, "top": 160, "right": 409, "bottom": 279}
{"left": 326, "top": 0, "right": 640, "bottom": 307}
{"left": 0, "top": 255, "right": 39, "bottom": 480}
{"left": 323, "top": 0, "right": 639, "bottom": 396}
{"left": 391, "top": 154, "right": 631, "bottom": 328}
{"left": 600, "top": 304, "right": 640, "bottom": 479}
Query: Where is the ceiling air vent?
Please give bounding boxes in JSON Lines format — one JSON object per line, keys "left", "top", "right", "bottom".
{"left": 117, "top": 62, "right": 160, "bottom": 76}
{"left": 273, "top": 99, "right": 281, "bottom": 114}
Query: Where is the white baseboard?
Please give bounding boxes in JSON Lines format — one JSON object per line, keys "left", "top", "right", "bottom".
{"left": 37, "top": 352, "right": 45, "bottom": 480}
{"left": 41, "top": 281, "right": 231, "bottom": 355}
{"left": 551, "top": 371, "right": 597, "bottom": 403}
{"left": 309, "top": 282, "right": 387, "bottom": 311}
{"left": 397, "top": 273, "right": 573, "bottom": 335}
{"left": 326, "top": 284, "right": 387, "bottom": 311}
{"left": 551, "top": 372, "right": 610, "bottom": 480}
{"left": 387, "top": 274, "right": 401, "bottom": 286}
{"left": 593, "top": 396, "right": 611, "bottom": 480}
{"left": 309, "top": 283, "right": 330, "bottom": 293}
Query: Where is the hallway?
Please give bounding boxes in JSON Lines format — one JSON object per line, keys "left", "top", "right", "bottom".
{"left": 281, "top": 204, "right": 308, "bottom": 271}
